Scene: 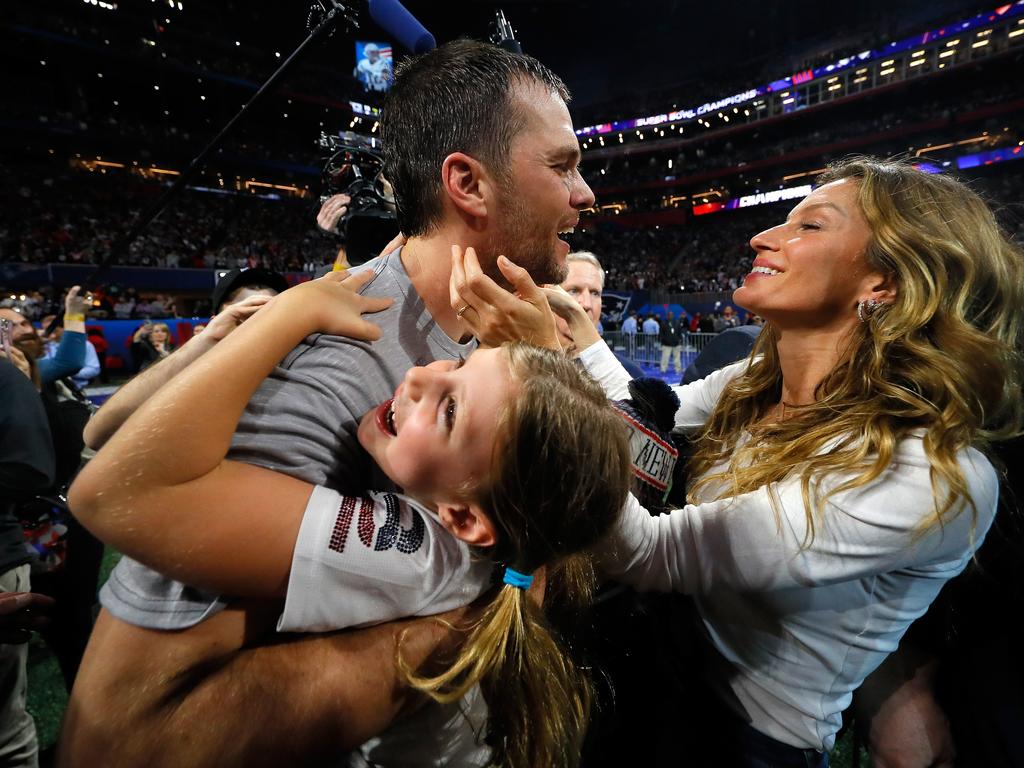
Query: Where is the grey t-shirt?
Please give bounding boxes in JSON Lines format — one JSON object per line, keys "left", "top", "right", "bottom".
{"left": 100, "top": 248, "right": 476, "bottom": 629}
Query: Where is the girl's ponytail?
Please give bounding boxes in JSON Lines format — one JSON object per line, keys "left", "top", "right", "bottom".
{"left": 403, "top": 576, "right": 593, "bottom": 768}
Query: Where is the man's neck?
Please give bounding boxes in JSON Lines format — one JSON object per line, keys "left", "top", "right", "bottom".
{"left": 400, "top": 231, "right": 479, "bottom": 342}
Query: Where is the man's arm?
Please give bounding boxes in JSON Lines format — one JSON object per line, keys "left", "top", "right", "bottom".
{"left": 59, "top": 604, "right": 471, "bottom": 767}
{"left": 75, "top": 340, "right": 101, "bottom": 383}
{"left": 83, "top": 295, "right": 270, "bottom": 450}
{"left": 854, "top": 641, "right": 956, "bottom": 768}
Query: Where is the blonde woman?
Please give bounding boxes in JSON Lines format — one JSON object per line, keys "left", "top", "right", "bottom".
{"left": 453, "top": 157, "right": 1024, "bottom": 766}
{"left": 130, "top": 321, "right": 174, "bottom": 371}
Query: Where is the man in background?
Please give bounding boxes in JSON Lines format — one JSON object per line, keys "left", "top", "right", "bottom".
{"left": 39, "top": 315, "right": 100, "bottom": 391}
{"left": 659, "top": 310, "right": 685, "bottom": 376}
{"left": 561, "top": 251, "right": 642, "bottom": 377}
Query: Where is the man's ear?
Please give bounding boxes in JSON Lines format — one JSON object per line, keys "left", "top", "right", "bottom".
{"left": 436, "top": 501, "right": 497, "bottom": 547}
{"left": 441, "top": 152, "right": 497, "bottom": 226}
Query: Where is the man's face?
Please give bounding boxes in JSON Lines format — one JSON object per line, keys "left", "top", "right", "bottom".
{"left": 561, "top": 260, "right": 603, "bottom": 328}
{"left": 0, "top": 309, "right": 35, "bottom": 342}
{"left": 487, "top": 83, "right": 595, "bottom": 285}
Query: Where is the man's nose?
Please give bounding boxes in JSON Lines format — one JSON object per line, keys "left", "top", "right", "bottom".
{"left": 573, "top": 174, "right": 596, "bottom": 211}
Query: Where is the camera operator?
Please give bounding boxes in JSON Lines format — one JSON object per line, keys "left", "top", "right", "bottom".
{"left": 315, "top": 134, "right": 400, "bottom": 270}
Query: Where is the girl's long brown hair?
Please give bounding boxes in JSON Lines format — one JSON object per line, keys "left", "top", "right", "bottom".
{"left": 402, "top": 342, "right": 632, "bottom": 768}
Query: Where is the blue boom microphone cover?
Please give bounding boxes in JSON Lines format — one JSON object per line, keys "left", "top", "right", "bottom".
{"left": 368, "top": 0, "right": 436, "bottom": 53}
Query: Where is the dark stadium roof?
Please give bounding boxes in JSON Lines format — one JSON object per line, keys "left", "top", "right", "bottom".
{"left": 311, "top": 0, "right": 996, "bottom": 113}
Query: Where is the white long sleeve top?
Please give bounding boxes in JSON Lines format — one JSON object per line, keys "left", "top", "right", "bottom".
{"left": 579, "top": 342, "right": 998, "bottom": 752}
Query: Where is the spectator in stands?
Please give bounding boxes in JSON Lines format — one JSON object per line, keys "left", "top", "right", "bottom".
{"left": 112, "top": 292, "right": 135, "bottom": 320}
{"left": 210, "top": 267, "right": 289, "bottom": 315}
{"left": 11, "top": 337, "right": 101, "bottom": 691}
{"left": 720, "top": 305, "right": 739, "bottom": 328}
{"left": 130, "top": 322, "right": 174, "bottom": 372}
{"left": 621, "top": 310, "right": 638, "bottom": 357}
{"left": 132, "top": 295, "right": 155, "bottom": 318}
{"left": 0, "top": 356, "right": 56, "bottom": 768}
{"left": 40, "top": 314, "right": 100, "bottom": 390}
{"left": 1, "top": 287, "right": 88, "bottom": 385}
{"left": 658, "top": 310, "right": 685, "bottom": 375}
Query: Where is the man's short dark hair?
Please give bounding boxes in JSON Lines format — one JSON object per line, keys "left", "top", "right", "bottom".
{"left": 381, "top": 39, "right": 570, "bottom": 237}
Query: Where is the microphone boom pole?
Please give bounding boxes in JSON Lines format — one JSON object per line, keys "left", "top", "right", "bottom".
{"left": 83, "top": 1, "right": 360, "bottom": 293}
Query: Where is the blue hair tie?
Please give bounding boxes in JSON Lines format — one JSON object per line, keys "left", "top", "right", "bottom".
{"left": 503, "top": 567, "right": 533, "bottom": 590}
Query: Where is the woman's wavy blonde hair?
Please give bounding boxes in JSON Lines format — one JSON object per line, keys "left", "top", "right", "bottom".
{"left": 400, "top": 341, "right": 632, "bottom": 768}
{"left": 688, "top": 157, "right": 1024, "bottom": 543}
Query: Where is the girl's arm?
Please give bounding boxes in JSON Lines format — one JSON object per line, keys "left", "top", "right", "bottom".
{"left": 84, "top": 294, "right": 271, "bottom": 450}
{"left": 69, "top": 273, "right": 391, "bottom": 597}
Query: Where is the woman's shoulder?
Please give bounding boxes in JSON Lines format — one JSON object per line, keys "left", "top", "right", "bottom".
{"left": 889, "top": 435, "right": 999, "bottom": 517}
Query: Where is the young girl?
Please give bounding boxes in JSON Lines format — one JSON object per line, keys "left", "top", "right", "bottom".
{"left": 69, "top": 271, "right": 631, "bottom": 768}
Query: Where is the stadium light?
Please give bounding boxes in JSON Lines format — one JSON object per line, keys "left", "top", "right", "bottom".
{"left": 972, "top": 39, "right": 989, "bottom": 47}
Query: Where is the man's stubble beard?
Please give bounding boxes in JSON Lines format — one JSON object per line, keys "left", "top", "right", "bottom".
{"left": 487, "top": 190, "right": 567, "bottom": 287}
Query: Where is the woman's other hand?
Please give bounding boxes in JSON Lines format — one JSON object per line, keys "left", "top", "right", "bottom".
{"left": 543, "top": 285, "right": 602, "bottom": 354}
{"left": 449, "top": 246, "right": 560, "bottom": 350}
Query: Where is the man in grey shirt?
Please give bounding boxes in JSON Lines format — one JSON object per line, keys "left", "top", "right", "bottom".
{"left": 63, "top": 40, "right": 594, "bottom": 766}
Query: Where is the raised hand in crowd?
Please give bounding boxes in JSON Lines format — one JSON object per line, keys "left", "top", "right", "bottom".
{"left": 62, "top": 285, "right": 90, "bottom": 333}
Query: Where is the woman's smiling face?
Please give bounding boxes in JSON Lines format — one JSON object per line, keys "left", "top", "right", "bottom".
{"left": 733, "top": 178, "right": 882, "bottom": 333}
